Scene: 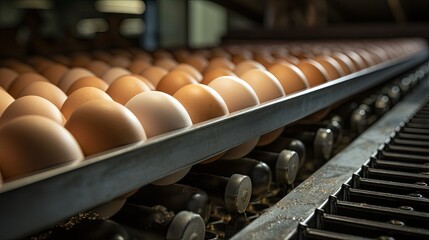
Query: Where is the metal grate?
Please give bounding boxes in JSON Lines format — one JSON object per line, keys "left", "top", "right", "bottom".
{"left": 299, "top": 98, "right": 429, "bottom": 240}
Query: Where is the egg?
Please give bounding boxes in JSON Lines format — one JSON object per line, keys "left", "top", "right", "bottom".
{"left": 131, "top": 74, "right": 156, "bottom": 90}
{"left": 154, "top": 58, "right": 177, "bottom": 70}
{"left": 51, "top": 55, "right": 71, "bottom": 66}
{"left": 86, "top": 60, "right": 111, "bottom": 77}
{"left": 254, "top": 53, "right": 275, "bottom": 68}
{"left": 201, "top": 68, "right": 236, "bottom": 85}
{"left": 107, "top": 75, "right": 151, "bottom": 105}
{"left": 0, "top": 115, "right": 84, "bottom": 181}
{"left": 19, "top": 81, "right": 67, "bottom": 109}
{"left": 296, "top": 60, "right": 329, "bottom": 87}
{"left": 41, "top": 64, "right": 69, "bottom": 85}
{"left": 239, "top": 69, "right": 286, "bottom": 146}
{"left": 173, "top": 84, "right": 228, "bottom": 162}
{"left": 58, "top": 68, "right": 95, "bottom": 92}
{"left": 173, "top": 64, "right": 203, "bottom": 82}
{"left": 342, "top": 50, "right": 366, "bottom": 71}
{"left": 0, "top": 90, "right": 14, "bottom": 117}
{"left": 65, "top": 99, "right": 146, "bottom": 156}
{"left": 184, "top": 55, "right": 208, "bottom": 72}
{"left": 102, "top": 67, "right": 131, "bottom": 85}
{"left": 128, "top": 59, "right": 151, "bottom": 74}
{"left": 92, "top": 50, "right": 112, "bottom": 63}
{"left": 70, "top": 53, "right": 92, "bottom": 67}
{"left": 8, "top": 63, "right": 35, "bottom": 74}
{"left": 330, "top": 52, "right": 355, "bottom": 75}
{"left": 26, "top": 56, "right": 53, "bottom": 72}
{"left": 140, "top": 66, "right": 168, "bottom": 87}
{"left": 156, "top": 70, "right": 198, "bottom": 95}
{"left": 126, "top": 91, "right": 193, "bottom": 185}
{"left": 205, "top": 57, "right": 235, "bottom": 72}
{"left": 61, "top": 87, "right": 113, "bottom": 119}
{"left": 110, "top": 56, "right": 130, "bottom": 68}
{"left": 268, "top": 62, "right": 309, "bottom": 94}
{"left": 208, "top": 76, "right": 260, "bottom": 159}
{"left": 231, "top": 51, "right": 253, "bottom": 64}
{"left": 234, "top": 60, "right": 265, "bottom": 76}
{"left": 66, "top": 76, "right": 109, "bottom": 95}
{"left": 8, "top": 73, "right": 49, "bottom": 98}
{"left": 0, "top": 95, "right": 64, "bottom": 126}
{"left": 0, "top": 67, "right": 18, "bottom": 90}
{"left": 354, "top": 49, "right": 376, "bottom": 67}
{"left": 314, "top": 56, "right": 344, "bottom": 80}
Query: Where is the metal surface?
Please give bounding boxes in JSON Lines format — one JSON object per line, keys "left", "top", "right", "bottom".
{"left": 0, "top": 51, "right": 427, "bottom": 239}
{"left": 231, "top": 68, "right": 429, "bottom": 240}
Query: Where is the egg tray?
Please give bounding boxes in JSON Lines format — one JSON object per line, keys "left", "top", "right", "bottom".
{"left": 0, "top": 50, "right": 428, "bottom": 240}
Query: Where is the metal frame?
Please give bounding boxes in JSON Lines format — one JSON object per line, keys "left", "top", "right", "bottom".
{"left": 231, "top": 58, "right": 429, "bottom": 240}
{"left": 0, "top": 50, "right": 427, "bottom": 239}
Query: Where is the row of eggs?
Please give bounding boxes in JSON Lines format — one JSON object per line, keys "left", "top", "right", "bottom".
{"left": 0, "top": 39, "right": 424, "bottom": 188}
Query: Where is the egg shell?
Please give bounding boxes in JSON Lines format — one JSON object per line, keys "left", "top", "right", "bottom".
{"left": 19, "top": 81, "right": 67, "bottom": 109}
{"left": 8, "top": 63, "right": 35, "bottom": 74}
{"left": 0, "top": 115, "right": 84, "bottom": 181}
{"left": 254, "top": 53, "right": 275, "bottom": 68}
{"left": 131, "top": 74, "right": 156, "bottom": 90}
{"left": 51, "top": 55, "right": 71, "bottom": 66}
{"left": 234, "top": 60, "right": 265, "bottom": 76}
{"left": 239, "top": 69, "right": 285, "bottom": 103}
{"left": 156, "top": 70, "right": 198, "bottom": 95}
{"left": 8, "top": 73, "right": 49, "bottom": 98}
{"left": 173, "top": 83, "right": 228, "bottom": 124}
{"left": 107, "top": 75, "right": 151, "bottom": 105}
{"left": 128, "top": 59, "right": 151, "bottom": 74}
{"left": 343, "top": 50, "right": 366, "bottom": 70}
{"left": 0, "top": 90, "right": 14, "bottom": 117}
{"left": 92, "top": 51, "right": 112, "bottom": 63}
{"left": 296, "top": 60, "right": 329, "bottom": 87}
{"left": 61, "top": 87, "right": 113, "bottom": 119}
{"left": 86, "top": 60, "right": 111, "bottom": 77}
{"left": 173, "top": 64, "right": 203, "bottom": 82}
{"left": 140, "top": 66, "right": 168, "bottom": 87}
{"left": 110, "top": 56, "right": 130, "bottom": 68}
{"left": 28, "top": 57, "right": 54, "bottom": 72}
{"left": 231, "top": 51, "right": 253, "bottom": 64}
{"left": 184, "top": 55, "right": 208, "bottom": 73}
{"left": 58, "top": 68, "right": 95, "bottom": 92}
{"left": 354, "top": 49, "right": 376, "bottom": 67}
{"left": 257, "top": 127, "right": 285, "bottom": 146}
{"left": 102, "top": 67, "right": 131, "bottom": 85}
{"left": 70, "top": 53, "right": 92, "bottom": 67}
{"left": 201, "top": 68, "right": 236, "bottom": 85}
{"left": 314, "top": 56, "right": 344, "bottom": 80}
{"left": 65, "top": 99, "right": 146, "bottom": 156}
{"left": 0, "top": 95, "right": 64, "bottom": 125}
{"left": 154, "top": 58, "right": 177, "bottom": 71}
{"left": 0, "top": 67, "right": 18, "bottom": 90}
{"left": 208, "top": 76, "right": 260, "bottom": 159}
{"left": 331, "top": 53, "right": 355, "bottom": 74}
{"left": 42, "top": 64, "right": 69, "bottom": 85}
{"left": 66, "top": 76, "right": 109, "bottom": 95}
{"left": 268, "top": 62, "right": 309, "bottom": 94}
{"left": 205, "top": 57, "right": 235, "bottom": 72}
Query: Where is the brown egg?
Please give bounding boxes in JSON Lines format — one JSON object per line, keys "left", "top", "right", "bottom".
{"left": 65, "top": 99, "right": 146, "bottom": 156}
{"left": 254, "top": 53, "right": 275, "bottom": 68}
{"left": 8, "top": 63, "right": 35, "bottom": 74}
{"left": 70, "top": 53, "right": 92, "bottom": 68}
{"left": 128, "top": 59, "right": 151, "bottom": 74}
{"left": 153, "top": 49, "right": 174, "bottom": 59}
{"left": 154, "top": 58, "right": 177, "bottom": 70}
{"left": 107, "top": 75, "right": 151, "bottom": 105}
{"left": 42, "top": 64, "right": 69, "bottom": 85}
{"left": 268, "top": 62, "right": 309, "bottom": 94}
{"left": 0, "top": 67, "right": 18, "bottom": 90}
{"left": 173, "top": 64, "right": 203, "bottom": 82}
{"left": 201, "top": 68, "right": 236, "bottom": 85}
{"left": 343, "top": 50, "right": 366, "bottom": 71}
{"left": 0, "top": 90, "right": 14, "bottom": 117}
{"left": 126, "top": 91, "right": 192, "bottom": 185}
{"left": 58, "top": 68, "right": 95, "bottom": 92}
{"left": 51, "top": 55, "right": 71, "bottom": 66}
{"left": 184, "top": 55, "right": 208, "bottom": 72}
{"left": 0, "top": 115, "right": 84, "bottom": 181}
{"left": 92, "top": 51, "right": 112, "bottom": 63}
{"left": 208, "top": 76, "right": 260, "bottom": 159}
{"left": 314, "top": 56, "right": 344, "bottom": 80}
{"left": 156, "top": 70, "right": 198, "bottom": 95}
{"left": 239, "top": 69, "right": 287, "bottom": 146}
{"left": 140, "top": 66, "right": 168, "bottom": 87}
{"left": 354, "top": 49, "right": 376, "bottom": 67}
{"left": 8, "top": 73, "right": 49, "bottom": 98}
{"left": 131, "top": 74, "right": 156, "bottom": 90}
{"left": 61, "top": 87, "right": 113, "bottom": 119}
{"left": 231, "top": 51, "right": 253, "bottom": 64}
{"left": 331, "top": 52, "right": 355, "bottom": 75}
{"left": 86, "top": 60, "right": 110, "bottom": 77}
{"left": 66, "top": 76, "right": 109, "bottom": 95}
{"left": 19, "top": 82, "right": 67, "bottom": 109}
{"left": 26, "top": 56, "right": 53, "bottom": 72}
{"left": 296, "top": 60, "right": 329, "bottom": 87}
{"left": 173, "top": 84, "right": 228, "bottom": 124}
{"left": 110, "top": 55, "right": 130, "bottom": 68}
{"left": 102, "top": 67, "right": 131, "bottom": 85}
{"left": 0, "top": 95, "right": 64, "bottom": 125}
{"left": 234, "top": 60, "right": 265, "bottom": 76}
{"left": 205, "top": 57, "right": 235, "bottom": 72}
